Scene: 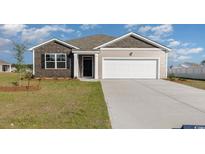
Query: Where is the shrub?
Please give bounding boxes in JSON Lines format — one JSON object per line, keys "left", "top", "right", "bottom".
{"left": 168, "top": 73, "right": 176, "bottom": 81}
{"left": 24, "top": 72, "right": 33, "bottom": 90}
{"left": 178, "top": 78, "right": 186, "bottom": 81}
{"left": 11, "top": 81, "right": 19, "bottom": 87}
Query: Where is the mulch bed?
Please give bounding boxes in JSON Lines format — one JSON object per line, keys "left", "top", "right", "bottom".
{"left": 0, "top": 86, "right": 40, "bottom": 92}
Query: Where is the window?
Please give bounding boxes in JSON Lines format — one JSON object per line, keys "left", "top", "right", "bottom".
{"left": 57, "top": 54, "right": 66, "bottom": 68}
{"left": 45, "top": 53, "right": 67, "bottom": 69}
{"left": 46, "top": 54, "right": 55, "bottom": 68}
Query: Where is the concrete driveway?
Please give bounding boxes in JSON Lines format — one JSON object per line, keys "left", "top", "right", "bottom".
{"left": 101, "top": 79, "right": 205, "bottom": 129}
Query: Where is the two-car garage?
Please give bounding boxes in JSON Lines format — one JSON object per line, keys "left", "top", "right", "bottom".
{"left": 102, "top": 58, "right": 159, "bottom": 79}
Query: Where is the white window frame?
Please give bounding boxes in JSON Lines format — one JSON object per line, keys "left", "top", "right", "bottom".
{"left": 45, "top": 53, "right": 67, "bottom": 69}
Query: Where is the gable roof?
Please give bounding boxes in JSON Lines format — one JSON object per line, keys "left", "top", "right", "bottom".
{"left": 67, "top": 34, "right": 115, "bottom": 51}
{"left": 0, "top": 60, "right": 10, "bottom": 65}
{"left": 28, "top": 32, "right": 171, "bottom": 51}
{"left": 29, "top": 38, "right": 79, "bottom": 50}
{"left": 93, "top": 32, "right": 171, "bottom": 51}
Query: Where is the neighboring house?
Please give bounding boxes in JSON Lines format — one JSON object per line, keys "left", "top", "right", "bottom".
{"left": 29, "top": 32, "right": 171, "bottom": 79}
{"left": 0, "top": 60, "right": 11, "bottom": 72}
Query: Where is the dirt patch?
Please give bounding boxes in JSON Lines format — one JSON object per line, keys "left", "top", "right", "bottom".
{"left": 0, "top": 86, "right": 40, "bottom": 92}
{"left": 34, "top": 77, "right": 79, "bottom": 81}
{"left": 35, "top": 77, "right": 73, "bottom": 80}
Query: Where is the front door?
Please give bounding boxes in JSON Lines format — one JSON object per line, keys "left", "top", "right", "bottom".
{"left": 83, "top": 56, "right": 93, "bottom": 77}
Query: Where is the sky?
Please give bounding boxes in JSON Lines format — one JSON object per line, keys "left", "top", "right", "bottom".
{"left": 0, "top": 24, "right": 205, "bottom": 66}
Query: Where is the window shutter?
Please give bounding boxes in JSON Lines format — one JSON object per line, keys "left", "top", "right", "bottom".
{"left": 41, "top": 54, "right": 45, "bottom": 69}
{"left": 67, "top": 54, "right": 70, "bottom": 69}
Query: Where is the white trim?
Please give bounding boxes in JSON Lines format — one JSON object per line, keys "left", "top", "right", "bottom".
{"left": 102, "top": 57, "right": 160, "bottom": 60}
{"left": 29, "top": 38, "right": 79, "bottom": 50}
{"left": 165, "top": 52, "right": 168, "bottom": 78}
{"left": 94, "top": 32, "right": 171, "bottom": 52}
{"left": 102, "top": 57, "right": 160, "bottom": 79}
{"left": 158, "top": 58, "right": 161, "bottom": 79}
{"left": 100, "top": 48, "right": 164, "bottom": 51}
{"left": 9, "top": 64, "right": 11, "bottom": 72}
{"left": 32, "top": 49, "right": 35, "bottom": 75}
{"left": 82, "top": 56, "right": 94, "bottom": 78}
{"left": 94, "top": 53, "right": 98, "bottom": 79}
{"left": 72, "top": 51, "right": 100, "bottom": 54}
{"left": 74, "top": 53, "right": 78, "bottom": 78}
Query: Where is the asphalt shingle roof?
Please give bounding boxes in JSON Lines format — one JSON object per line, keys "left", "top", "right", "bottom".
{"left": 0, "top": 60, "right": 10, "bottom": 65}
{"left": 67, "top": 34, "right": 115, "bottom": 50}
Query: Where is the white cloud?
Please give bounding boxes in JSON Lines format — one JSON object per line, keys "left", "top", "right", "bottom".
{"left": 80, "top": 24, "right": 98, "bottom": 30}
{"left": 168, "top": 39, "right": 181, "bottom": 47}
{"left": 177, "top": 55, "right": 191, "bottom": 60}
{"left": 76, "top": 30, "right": 82, "bottom": 37}
{"left": 124, "top": 24, "right": 173, "bottom": 41}
{"left": 166, "top": 38, "right": 202, "bottom": 63}
{"left": 21, "top": 25, "right": 75, "bottom": 41}
{"left": 181, "top": 42, "right": 190, "bottom": 47}
{"left": 124, "top": 24, "right": 139, "bottom": 32}
{"left": 168, "top": 51, "right": 191, "bottom": 62}
{"left": 0, "top": 24, "right": 27, "bottom": 36}
{"left": 0, "top": 50, "right": 12, "bottom": 54}
{"left": 138, "top": 26, "right": 152, "bottom": 33}
{"left": 0, "top": 38, "right": 11, "bottom": 47}
{"left": 148, "top": 25, "right": 173, "bottom": 41}
{"left": 151, "top": 24, "right": 173, "bottom": 36}
{"left": 168, "top": 47, "right": 204, "bottom": 62}
{"left": 125, "top": 24, "right": 173, "bottom": 38}
{"left": 0, "top": 24, "right": 76, "bottom": 42}
{"left": 176, "top": 47, "right": 204, "bottom": 55}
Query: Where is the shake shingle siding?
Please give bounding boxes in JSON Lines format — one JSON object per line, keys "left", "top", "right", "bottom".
{"left": 105, "top": 36, "right": 158, "bottom": 48}
{"left": 34, "top": 41, "right": 73, "bottom": 77}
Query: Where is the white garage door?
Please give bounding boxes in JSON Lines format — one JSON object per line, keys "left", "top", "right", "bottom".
{"left": 102, "top": 58, "right": 158, "bottom": 79}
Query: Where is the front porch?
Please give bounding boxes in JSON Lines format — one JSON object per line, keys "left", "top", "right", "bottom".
{"left": 73, "top": 51, "right": 99, "bottom": 79}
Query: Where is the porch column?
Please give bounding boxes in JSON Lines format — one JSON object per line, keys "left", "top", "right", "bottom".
{"left": 74, "top": 53, "right": 79, "bottom": 78}
{"left": 94, "top": 53, "right": 98, "bottom": 79}
{"left": 9, "top": 64, "right": 11, "bottom": 72}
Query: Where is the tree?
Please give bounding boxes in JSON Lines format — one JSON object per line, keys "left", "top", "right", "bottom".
{"left": 201, "top": 60, "right": 205, "bottom": 66}
{"left": 13, "top": 42, "right": 27, "bottom": 86}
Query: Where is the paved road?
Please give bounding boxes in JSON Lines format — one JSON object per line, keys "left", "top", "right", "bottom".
{"left": 101, "top": 79, "right": 205, "bottom": 129}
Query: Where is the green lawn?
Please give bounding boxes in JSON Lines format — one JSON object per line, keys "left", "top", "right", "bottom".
{"left": 0, "top": 73, "right": 111, "bottom": 128}
{"left": 167, "top": 77, "right": 205, "bottom": 90}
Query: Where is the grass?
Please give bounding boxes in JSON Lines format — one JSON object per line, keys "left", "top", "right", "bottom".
{"left": 0, "top": 73, "right": 111, "bottom": 128}
{"left": 167, "top": 77, "right": 205, "bottom": 90}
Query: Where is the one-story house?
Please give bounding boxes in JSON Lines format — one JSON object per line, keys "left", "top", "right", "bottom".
{"left": 29, "top": 32, "right": 171, "bottom": 79}
{"left": 0, "top": 60, "right": 11, "bottom": 72}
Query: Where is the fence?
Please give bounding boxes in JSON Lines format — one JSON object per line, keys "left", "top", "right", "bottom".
{"left": 168, "top": 66, "right": 205, "bottom": 80}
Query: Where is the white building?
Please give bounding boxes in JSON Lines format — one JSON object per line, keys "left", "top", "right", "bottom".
{"left": 0, "top": 60, "right": 11, "bottom": 72}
